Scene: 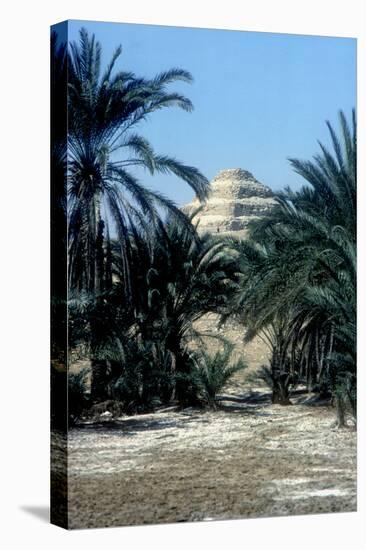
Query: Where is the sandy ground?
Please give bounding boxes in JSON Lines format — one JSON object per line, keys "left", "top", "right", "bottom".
{"left": 63, "top": 390, "right": 356, "bottom": 529}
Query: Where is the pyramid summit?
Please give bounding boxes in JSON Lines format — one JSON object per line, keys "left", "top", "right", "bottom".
{"left": 184, "top": 168, "right": 276, "bottom": 236}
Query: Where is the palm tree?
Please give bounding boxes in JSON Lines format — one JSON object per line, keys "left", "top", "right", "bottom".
{"left": 229, "top": 110, "right": 356, "bottom": 419}
{"left": 222, "top": 237, "right": 300, "bottom": 403}
{"left": 81, "top": 209, "right": 236, "bottom": 408}
{"left": 67, "top": 28, "right": 209, "bottom": 296}
{"left": 66, "top": 29, "right": 210, "bottom": 398}
{"left": 115, "top": 213, "right": 237, "bottom": 406}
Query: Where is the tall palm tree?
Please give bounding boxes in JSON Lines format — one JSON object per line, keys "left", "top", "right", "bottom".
{"left": 229, "top": 110, "right": 356, "bottom": 418}
{"left": 66, "top": 29, "right": 209, "bottom": 399}
{"left": 67, "top": 28, "right": 209, "bottom": 297}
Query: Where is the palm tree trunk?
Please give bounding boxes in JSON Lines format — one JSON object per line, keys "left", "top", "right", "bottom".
{"left": 90, "top": 190, "right": 109, "bottom": 401}
{"left": 271, "top": 345, "right": 292, "bottom": 406}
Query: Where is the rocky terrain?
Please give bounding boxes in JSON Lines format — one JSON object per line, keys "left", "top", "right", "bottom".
{"left": 184, "top": 168, "right": 276, "bottom": 236}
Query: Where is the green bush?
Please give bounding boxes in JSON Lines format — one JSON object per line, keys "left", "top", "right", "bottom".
{"left": 193, "top": 343, "right": 247, "bottom": 408}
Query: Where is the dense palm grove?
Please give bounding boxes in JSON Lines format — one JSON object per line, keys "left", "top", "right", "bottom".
{"left": 51, "top": 29, "right": 356, "bottom": 429}
{"left": 225, "top": 111, "right": 356, "bottom": 425}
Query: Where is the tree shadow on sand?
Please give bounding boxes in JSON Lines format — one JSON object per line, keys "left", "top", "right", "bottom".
{"left": 74, "top": 416, "right": 190, "bottom": 435}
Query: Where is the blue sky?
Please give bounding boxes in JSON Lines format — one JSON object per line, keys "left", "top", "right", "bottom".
{"left": 66, "top": 20, "right": 356, "bottom": 207}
